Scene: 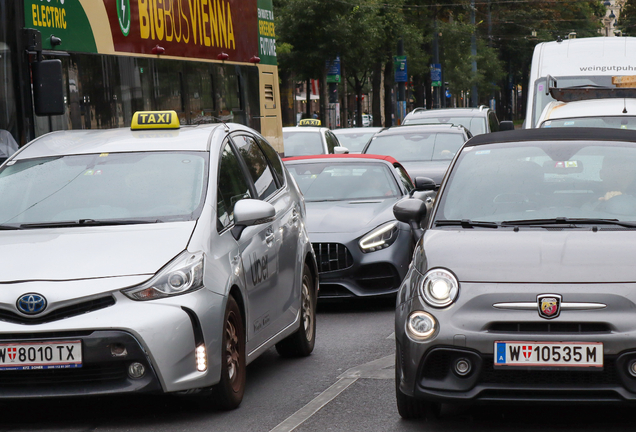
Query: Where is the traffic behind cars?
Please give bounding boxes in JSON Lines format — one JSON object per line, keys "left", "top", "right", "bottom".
{"left": 332, "top": 127, "right": 384, "bottom": 153}
{"left": 402, "top": 106, "right": 513, "bottom": 135}
{"left": 394, "top": 127, "right": 636, "bottom": 418}
{"left": 283, "top": 120, "right": 348, "bottom": 157}
{"left": 538, "top": 98, "right": 636, "bottom": 130}
{"left": 362, "top": 124, "right": 471, "bottom": 187}
{"left": 283, "top": 154, "right": 434, "bottom": 299}
{"left": 0, "top": 111, "right": 317, "bottom": 408}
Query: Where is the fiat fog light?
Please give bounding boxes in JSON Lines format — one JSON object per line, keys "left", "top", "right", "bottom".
{"left": 359, "top": 222, "right": 399, "bottom": 252}
{"left": 128, "top": 362, "right": 146, "bottom": 379}
{"left": 406, "top": 311, "right": 437, "bottom": 340}
{"left": 454, "top": 358, "right": 472, "bottom": 376}
{"left": 122, "top": 251, "right": 204, "bottom": 300}
{"left": 196, "top": 344, "right": 207, "bottom": 372}
{"left": 420, "top": 268, "right": 459, "bottom": 308}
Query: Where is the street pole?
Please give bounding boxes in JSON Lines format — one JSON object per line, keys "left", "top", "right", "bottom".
{"left": 433, "top": 11, "right": 440, "bottom": 109}
{"left": 397, "top": 38, "right": 406, "bottom": 124}
{"left": 470, "top": 0, "right": 478, "bottom": 107}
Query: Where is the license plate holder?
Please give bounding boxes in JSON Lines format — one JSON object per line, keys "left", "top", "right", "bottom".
{"left": 494, "top": 341, "right": 603, "bottom": 369}
{"left": 0, "top": 340, "right": 82, "bottom": 371}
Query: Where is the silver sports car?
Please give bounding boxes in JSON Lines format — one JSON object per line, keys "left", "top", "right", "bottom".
{"left": 395, "top": 127, "right": 636, "bottom": 417}
{"left": 0, "top": 111, "right": 317, "bottom": 409}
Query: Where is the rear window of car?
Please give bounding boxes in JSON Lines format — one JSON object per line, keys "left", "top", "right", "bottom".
{"left": 365, "top": 132, "right": 465, "bottom": 162}
{"left": 404, "top": 116, "right": 486, "bottom": 135}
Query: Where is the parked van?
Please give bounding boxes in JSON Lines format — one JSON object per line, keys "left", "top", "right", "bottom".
{"left": 525, "top": 37, "right": 636, "bottom": 128}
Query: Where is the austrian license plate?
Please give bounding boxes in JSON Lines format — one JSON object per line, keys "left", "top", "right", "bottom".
{"left": 0, "top": 340, "right": 82, "bottom": 371}
{"left": 494, "top": 341, "right": 603, "bottom": 368}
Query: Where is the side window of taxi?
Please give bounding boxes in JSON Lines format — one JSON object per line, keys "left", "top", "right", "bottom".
{"left": 232, "top": 135, "right": 278, "bottom": 200}
{"left": 217, "top": 143, "right": 252, "bottom": 230}
{"left": 257, "top": 137, "right": 285, "bottom": 187}
{"left": 325, "top": 132, "right": 337, "bottom": 154}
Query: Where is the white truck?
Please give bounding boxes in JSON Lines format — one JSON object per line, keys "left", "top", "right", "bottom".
{"left": 525, "top": 37, "right": 636, "bottom": 128}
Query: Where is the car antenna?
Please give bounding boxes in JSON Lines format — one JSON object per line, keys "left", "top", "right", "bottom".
{"left": 206, "top": 115, "right": 230, "bottom": 132}
{"left": 624, "top": 99, "right": 628, "bottom": 114}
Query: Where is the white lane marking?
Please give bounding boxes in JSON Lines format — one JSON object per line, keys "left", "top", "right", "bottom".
{"left": 269, "top": 354, "right": 394, "bottom": 432}
{"left": 386, "top": 332, "right": 395, "bottom": 339}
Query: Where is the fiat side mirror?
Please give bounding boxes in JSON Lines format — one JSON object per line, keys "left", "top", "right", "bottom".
{"left": 393, "top": 198, "right": 427, "bottom": 243}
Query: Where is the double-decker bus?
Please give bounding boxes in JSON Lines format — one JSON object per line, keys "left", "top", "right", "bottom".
{"left": 0, "top": 0, "right": 282, "bottom": 150}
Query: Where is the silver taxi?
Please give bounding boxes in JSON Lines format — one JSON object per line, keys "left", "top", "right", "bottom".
{"left": 0, "top": 111, "right": 317, "bottom": 409}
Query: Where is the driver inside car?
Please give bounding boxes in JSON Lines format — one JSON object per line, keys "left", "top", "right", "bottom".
{"left": 598, "top": 155, "right": 636, "bottom": 202}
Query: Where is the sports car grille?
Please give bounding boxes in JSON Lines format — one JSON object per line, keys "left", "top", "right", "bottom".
{"left": 0, "top": 296, "right": 116, "bottom": 325}
{"left": 355, "top": 263, "right": 400, "bottom": 291}
{"left": 312, "top": 243, "right": 354, "bottom": 273}
{"left": 488, "top": 322, "right": 611, "bottom": 333}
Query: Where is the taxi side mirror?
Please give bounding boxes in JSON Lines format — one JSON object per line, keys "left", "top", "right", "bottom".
{"left": 232, "top": 199, "right": 276, "bottom": 240}
{"left": 334, "top": 146, "right": 349, "bottom": 154}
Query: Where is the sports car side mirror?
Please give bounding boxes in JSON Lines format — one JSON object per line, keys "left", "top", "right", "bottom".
{"left": 410, "top": 177, "right": 436, "bottom": 197}
{"left": 499, "top": 121, "right": 515, "bottom": 131}
{"left": 232, "top": 199, "right": 276, "bottom": 240}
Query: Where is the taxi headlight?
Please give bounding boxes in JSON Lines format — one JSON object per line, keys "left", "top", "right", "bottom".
{"left": 122, "top": 251, "right": 204, "bottom": 301}
{"left": 359, "top": 222, "right": 399, "bottom": 252}
{"left": 419, "top": 268, "right": 459, "bottom": 308}
{"left": 406, "top": 311, "right": 437, "bottom": 340}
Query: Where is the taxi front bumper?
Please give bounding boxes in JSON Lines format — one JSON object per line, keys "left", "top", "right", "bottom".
{"left": 0, "top": 289, "right": 226, "bottom": 398}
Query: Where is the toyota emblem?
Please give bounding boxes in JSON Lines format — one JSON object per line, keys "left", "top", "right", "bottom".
{"left": 16, "top": 293, "right": 47, "bottom": 315}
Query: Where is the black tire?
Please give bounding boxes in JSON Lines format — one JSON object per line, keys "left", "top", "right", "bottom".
{"left": 213, "top": 295, "right": 246, "bottom": 410}
{"left": 395, "top": 356, "right": 440, "bottom": 420}
{"left": 275, "top": 263, "right": 316, "bottom": 357}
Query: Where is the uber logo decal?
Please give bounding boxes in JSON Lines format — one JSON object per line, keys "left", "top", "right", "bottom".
{"left": 250, "top": 253, "right": 268, "bottom": 285}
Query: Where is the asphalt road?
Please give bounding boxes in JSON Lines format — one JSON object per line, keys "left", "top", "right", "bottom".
{"left": 2, "top": 298, "right": 636, "bottom": 431}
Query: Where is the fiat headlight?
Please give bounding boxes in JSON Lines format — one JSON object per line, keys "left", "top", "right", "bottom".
{"left": 122, "top": 251, "right": 204, "bottom": 301}
{"left": 359, "top": 222, "right": 399, "bottom": 252}
{"left": 419, "top": 268, "right": 459, "bottom": 308}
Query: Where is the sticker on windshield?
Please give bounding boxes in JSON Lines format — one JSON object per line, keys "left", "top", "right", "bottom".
{"left": 564, "top": 121, "right": 575, "bottom": 126}
{"left": 84, "top": 170, "right": 94, "bottom": 176}
{"left": 475, "top": 150, "right": 491, "bottom": 155}
{"left": 538, "top": 84, "right": 544, "bottom": 91}
{"left": 100, "top": 153, "right": 109, "bottom": 157}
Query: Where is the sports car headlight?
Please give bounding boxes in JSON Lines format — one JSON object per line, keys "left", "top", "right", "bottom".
{"left": 122, "top": 251, "right": 204, "bottom": 301}
{"left": 359, "top": 222, "right": 399, "bottom": 252}
{"left": 419, "top": 268, "right": 459, "bottom": 308}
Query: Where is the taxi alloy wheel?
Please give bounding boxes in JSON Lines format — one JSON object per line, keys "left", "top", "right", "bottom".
{"left": 214, "top": 295, "right": 245, "bottom": 410}
{"left": 275, "top": 263, "right": 316, "bottom": 357}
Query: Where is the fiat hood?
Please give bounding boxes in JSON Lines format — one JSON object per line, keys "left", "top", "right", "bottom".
{"left": 0, "top": 222, "right": 196, "bottom": 282}
{"left": 422, "top": 229, "right": 636, "bottom": 283}
{"left": 305, "top": 199, "right": 398, "bottom": 234}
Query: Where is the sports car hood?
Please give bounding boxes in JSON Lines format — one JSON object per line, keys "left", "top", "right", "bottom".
{"left": 305, "top": 199, "right": 398, "bottom": 234}
{"left": 400, "top": 161, "right": 451, "bottom": 186}
{"left": 422, "top": 229, "right": 636, "bottom": 283}
{"left": 0, "top": 222, "right": 196, "bottom": 282}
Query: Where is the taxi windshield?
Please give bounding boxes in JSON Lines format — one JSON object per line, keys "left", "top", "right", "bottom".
{"left": 0, "top": 152, "right": 208, "bottom": 226}
{"left": 283, "top": 131, "right": 323, "bottom": 156}
{"left": 332, "top": 132, "right": 375, "bottom": 152}
{"left": 366, "top": 132, "right": 465, "bottom": 162}
{"left": 435, "top": 142, "right": 636, "bottom": 224}
{"left": 287, "top": 162, "right": 399, "bottom": 201}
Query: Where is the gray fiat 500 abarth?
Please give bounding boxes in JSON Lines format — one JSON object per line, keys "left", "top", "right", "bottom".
{"left": 394, "top": 127, "right": 636, "bottom": 418}
{"left": 0, "top": 111, "right": 317, "bottom": 409}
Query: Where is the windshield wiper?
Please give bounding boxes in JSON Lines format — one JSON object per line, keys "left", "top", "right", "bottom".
{"left": 501, "top": 217, "right": 636, "bottom": 228}
{"left": 0, "top": 224, "right": 21, "bottom": 230}
{"left": 19, "top": 219, "right": 160, "bottom": 229}
{"left": 435, "top": 219, "right": 499, "bottom": 228}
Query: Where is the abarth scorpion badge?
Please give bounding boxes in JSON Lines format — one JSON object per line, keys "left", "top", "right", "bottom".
{"left": 537, "top": 294, "right": 561, "bottom": 319}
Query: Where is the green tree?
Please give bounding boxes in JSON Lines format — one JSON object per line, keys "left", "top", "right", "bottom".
{"left": 618, "top": 0, "right": 636, "bottom": 35}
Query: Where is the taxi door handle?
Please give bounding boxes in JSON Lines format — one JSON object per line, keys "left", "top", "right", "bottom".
{"left": 265, "top": 231, "right": 275, "bottom": 245}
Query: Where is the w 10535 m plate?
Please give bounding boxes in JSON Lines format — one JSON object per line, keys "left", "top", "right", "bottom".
{"left": 494, "top": 341, "right": 603, "bottom": 368}
{"left": 0, "top": 340, "right": 82, "bottom": 371}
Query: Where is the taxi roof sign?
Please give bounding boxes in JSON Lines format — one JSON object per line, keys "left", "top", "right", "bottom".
{"left": 298, "top": 119, "right": 321, "bottom": 127}
{"left": 131, "top": 111, "right": 180, "bottom": 130}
